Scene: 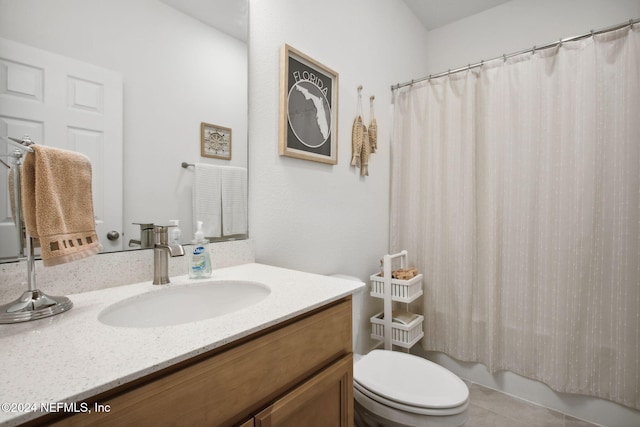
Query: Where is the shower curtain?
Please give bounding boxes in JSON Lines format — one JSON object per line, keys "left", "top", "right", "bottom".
{"left": 390, "top": 26, "right": 640, "bottom": 409}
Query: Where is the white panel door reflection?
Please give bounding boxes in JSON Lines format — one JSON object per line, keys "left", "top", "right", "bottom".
{"left": 0, "top": 37, "right": 123, "bottom": 259}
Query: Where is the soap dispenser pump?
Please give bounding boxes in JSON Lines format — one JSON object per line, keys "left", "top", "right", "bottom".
{"left": 188, "top": 221, "right": 212, "bottom": 279}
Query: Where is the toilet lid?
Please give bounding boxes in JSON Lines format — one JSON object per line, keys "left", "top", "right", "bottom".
{"left": 354, "top": 350, "right": 469, "bottom": 409}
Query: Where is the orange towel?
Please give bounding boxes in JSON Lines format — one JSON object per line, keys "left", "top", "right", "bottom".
{"left": 21, "top": 145, "right": 100, "bottom": 266}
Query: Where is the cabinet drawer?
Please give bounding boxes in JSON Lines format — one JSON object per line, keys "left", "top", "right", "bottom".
{"left": 255, "top": 354, "right": 353, "bottom": 427}
{"left": 47, "top": 299, "right": 352, "bottom": 427}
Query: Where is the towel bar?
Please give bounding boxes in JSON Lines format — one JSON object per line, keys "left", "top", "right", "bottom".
{"left": 1, "top": 135, "right": 35, "bottom": 152}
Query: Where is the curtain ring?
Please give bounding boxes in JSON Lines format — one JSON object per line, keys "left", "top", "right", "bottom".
{"left": 532, "top": 45, "right": 536, "bottom": 55}
{"left": 503, "top": 54, "right": 507, "bottom": 62}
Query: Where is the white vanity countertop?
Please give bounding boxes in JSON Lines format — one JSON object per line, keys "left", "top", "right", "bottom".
{"left": 0, "top": 263, "right": 364, "bottom": 426}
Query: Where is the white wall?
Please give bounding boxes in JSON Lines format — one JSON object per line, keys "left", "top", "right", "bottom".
{"left": 249, "top": 0, "right": 640, "bottom": 423}
{"left": 423, "top": 0, "right": 640, "bottom": 76}
{"left": 0, "top": 0, "right": 247, "bottom": 244}
{"left": 248, "top": 0, "right": 428, "bottom": 353}
{"left": 420, "top": 1, "right": 640, "bottom": 426}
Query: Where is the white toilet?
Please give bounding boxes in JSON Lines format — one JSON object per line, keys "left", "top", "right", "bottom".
{"left": 331, "top": 275, "right": 469, "bottom": 427}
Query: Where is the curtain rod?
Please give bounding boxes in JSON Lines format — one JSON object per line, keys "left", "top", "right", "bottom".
{"left": 391, "top": 17, "right": 640, "bottom": 91}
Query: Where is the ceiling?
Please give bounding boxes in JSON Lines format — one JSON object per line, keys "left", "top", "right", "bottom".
{"left": 402, "top": 0, "right": 511, "bottom": 31}
{"left": 159, "top": 0, "right": 511, "bottom": 42}
{"left": 159, "top": 0, "right": 248, "bottom": 41}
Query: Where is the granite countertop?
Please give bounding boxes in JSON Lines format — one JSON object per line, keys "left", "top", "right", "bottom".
{"left": 0, "top": 263, "right": 364, "bottom": 426}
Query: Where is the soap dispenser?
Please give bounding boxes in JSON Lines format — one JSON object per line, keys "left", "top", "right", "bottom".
{"left": 168, "top": 219, "right": 182, "bottom": 245}
{"left": 188, "top": 221, "right": 212, "bottom": 279}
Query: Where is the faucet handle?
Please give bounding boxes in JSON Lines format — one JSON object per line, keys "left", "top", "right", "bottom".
{"left": 131, "top": 223, "right": 155, "bottom": 248}
{"left": 133, "top": 222, "right": 155, "bottom": 229}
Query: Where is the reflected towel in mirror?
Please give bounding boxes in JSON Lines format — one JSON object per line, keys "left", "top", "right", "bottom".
{"left": 21, "top": 145, "right": 100, "bottom": 266}
{"left": 193, "top": 163, "right": 223, "bottom": 238}
{"left": 191, "top": 164, "right": 248, "bottom": 239}
{"left": 221, "top": 166, "right": 247, "bottom": 236}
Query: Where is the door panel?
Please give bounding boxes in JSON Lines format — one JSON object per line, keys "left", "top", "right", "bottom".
{"left": 0, "top": 37, "right": 123, "bottom": 259}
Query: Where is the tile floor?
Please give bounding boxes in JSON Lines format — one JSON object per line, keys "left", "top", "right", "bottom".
{"left": 464, "top": 382, "right": 599, "bottom": 427}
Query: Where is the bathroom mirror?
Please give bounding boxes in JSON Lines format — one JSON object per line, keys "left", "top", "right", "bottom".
{"left": 0, "top": 0, "right": 248, "bottom": 262}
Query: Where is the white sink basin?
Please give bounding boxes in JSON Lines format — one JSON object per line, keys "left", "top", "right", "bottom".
{"left": 98, "top": 280, "right": 270, "bottom": 328}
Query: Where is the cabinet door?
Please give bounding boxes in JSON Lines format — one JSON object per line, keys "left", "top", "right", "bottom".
{"left": 254, "top": 354, "right": 353, "bottom": 427}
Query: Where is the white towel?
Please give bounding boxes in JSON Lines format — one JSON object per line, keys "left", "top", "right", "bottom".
{"left": 221, "top": 166, "right": 247, "bottom": 236}
{"left": 192, "top": 163, "right": 222, "bottom": 238}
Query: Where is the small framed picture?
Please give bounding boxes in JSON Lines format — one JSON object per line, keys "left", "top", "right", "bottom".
{"left": 201, "top": 122, "right": 232, "bottom": 160}
{"left": 279, "top": 44, "right": 339, "bottom": 164}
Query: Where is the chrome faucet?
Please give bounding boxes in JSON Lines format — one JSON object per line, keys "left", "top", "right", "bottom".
{"left": 153, "top": 225, "right": 184, "bottom": 285}
{"left": 129, "top": 223, "right": 155, "bottom": 249}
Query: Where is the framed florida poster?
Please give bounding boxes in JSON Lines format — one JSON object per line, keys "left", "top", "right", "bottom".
{"left": 279, "top": 44, "right": 339, "bottom": 164}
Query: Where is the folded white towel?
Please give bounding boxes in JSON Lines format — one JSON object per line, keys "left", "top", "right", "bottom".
{"left": 220, "top": 166, "right": 247, "bottom": 236}
{"left": 391, "top": 311, "right": 420, "bottom": 326}
{"left": 192, "top": 163, "right": 222, "bottom": 238}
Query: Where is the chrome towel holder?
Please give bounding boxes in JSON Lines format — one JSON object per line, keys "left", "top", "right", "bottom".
{"left": 0, "top": 135, "right": 73, "bottom": 324}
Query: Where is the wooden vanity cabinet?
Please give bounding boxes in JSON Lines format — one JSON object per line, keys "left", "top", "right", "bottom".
{"left": 37, "top": 298, "right": 353, "bottom": 427}
{"left": 253, "top": 354, "right": 352, "bottom": 427}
